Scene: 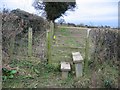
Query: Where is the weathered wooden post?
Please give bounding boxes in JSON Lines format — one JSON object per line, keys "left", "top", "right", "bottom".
{"left": 50, "top": 21, "right": 54, "bottom": 37}
{"left": 61, "top": 62, "right": 71, "bottom": 79}
{"left": 28, "top": 27, "right": 32, "bottom": 57}
{"left": 72, "top": 52, "right": 83, "bottom": 77}
{"left": 84, "top": 29, "right": 91, "bottom": 74}
{"left": 46, "top": 21, "right": 55, "bottom": 64}
{"left": 46, "top": 30, "right": 52, "bottom": 64}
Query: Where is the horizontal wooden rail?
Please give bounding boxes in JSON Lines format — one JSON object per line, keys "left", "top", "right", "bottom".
{"left": 53, "top": 45, "right": 85, "bottom": 49}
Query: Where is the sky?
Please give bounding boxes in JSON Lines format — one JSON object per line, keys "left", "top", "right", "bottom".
{"left": 0, "top": 0, "right": 119, "bottom": 28}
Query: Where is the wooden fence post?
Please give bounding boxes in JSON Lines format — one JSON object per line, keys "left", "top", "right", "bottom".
{"left": 50, "top": 21, "right": 54, "bottom": 37}
{"left": 46, "top": 30, "right": 52, "bottom": 64}
{"left": 84, "top": 29, "right": 91, "bottom": 74}
{"left": 46, "top": 21, "right": 55, "bottom": 64}
{"left": 28, "top": 27, "right": 32, "bottom": 57}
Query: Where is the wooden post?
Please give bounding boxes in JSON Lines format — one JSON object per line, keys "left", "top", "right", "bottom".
{"left": 28, "top": 27, "right": 32, "bottom": 57}
{"left": 84, "top": 29, "right": 91, "bottom": 74}
{"left": 46, "top": 30, "right": 52, "bottom": 64}
{"left": 46, "top": 21, "right": 54, "bottom": 64}
{"left": 61, "top": 62, "right": 71, "bottom": 79}
{"left": 50, "top": 21, "right": 54, "bottom": 38}
{"left": 72, "top": 52, "right": 83, "bottom": 77}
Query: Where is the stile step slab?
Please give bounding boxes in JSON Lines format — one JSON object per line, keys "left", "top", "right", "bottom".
{"left": 61, "top": 62, "right": 71, "bottom": 71}
{"left": 72, "top": 52, "right": 83, "bottom": 63}
{"left": 61, "top": 62, "right": 71, "bottom": 79}
{"left": 72, "top": 52, "right": 83, "bottom": 77}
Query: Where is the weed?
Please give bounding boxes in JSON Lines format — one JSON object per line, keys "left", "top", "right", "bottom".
{"left": 2, "top": 68, "right": 17, "bottom": 81}
{"left": 104, "top": 79, "right": 112, "bottom": 88}
{"left": 44, "top": 63, "right": 59, "bottom": 72}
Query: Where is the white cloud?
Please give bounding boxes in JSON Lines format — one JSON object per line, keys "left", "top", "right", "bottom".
{"left": 63, "top": 0, "right": 118, "bottom": 27}
{"left": 0, "top": 0, "right": 36, "bottom": 13}
{"left": 0, "top": 0, "right": 118, "bottom": 27}
{"left": 76, "top": 0, "right": 119, "bottom": 3}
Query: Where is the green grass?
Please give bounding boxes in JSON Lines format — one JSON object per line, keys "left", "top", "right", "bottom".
{"left": 58, "top": 27, "right": 71, "bottom": 36}
{"left": 3, "top": 58, "right": 75, "bottom": 88}
{"left": 51, "top": 26, "right": 87, "bottom": 63}
{"left": 3, "top": 59, "right": 59, "bottom": 88}
{"left": 51, "top": 46, "right": 85, "bottom": 63}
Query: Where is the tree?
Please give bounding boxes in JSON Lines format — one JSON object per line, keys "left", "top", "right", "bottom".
{"left": 33, "top": 0, "right": 76, "bottom": 22}
{"left": 2, "top": 8, "right": 9, "bottom": 14}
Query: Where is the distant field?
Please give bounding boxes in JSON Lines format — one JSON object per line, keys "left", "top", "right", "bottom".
{"left": 51, "top": 26, "right": 88, "bottom": 63}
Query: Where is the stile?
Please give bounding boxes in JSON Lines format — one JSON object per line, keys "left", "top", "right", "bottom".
{"left": 61, "top": 62, "right": 71, "bottom": 79}
{"left": 72, "top": 52, "right": 83, "bottom": 63}
{"left": 75, "top": 63, "right": 83, "bottom": 77}
{"left": 72, "top": 52, "right": 83, "bottom": 77}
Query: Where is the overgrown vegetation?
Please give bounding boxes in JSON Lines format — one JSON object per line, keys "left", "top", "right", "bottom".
{"left": 3, "top": 57, "right": 118, "bottom": 88}
{"left": 2, "top": 8, "right": 119, "bottom": 88}
{"left": 90, "top": 28, "right": 118, "bottom": 69}
{"left": 2, "top": 9, "right": 47, "bottom": 65}
{"left": 2, "top": 68, "right": 17, "bottom": 81}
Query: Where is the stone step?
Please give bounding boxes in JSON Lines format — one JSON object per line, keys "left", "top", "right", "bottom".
{"left": 72, "top": 52, "right": 83, "bottom": 77}
{"left": 72, "top": 52, "right": 83, "bottom": 63}
{"left": 60, "top": 62, "right": 71, "bottom": 79}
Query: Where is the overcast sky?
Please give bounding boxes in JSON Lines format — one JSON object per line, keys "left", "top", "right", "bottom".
{"left": 0, "top": 0, "right": 119, "bottom": 28}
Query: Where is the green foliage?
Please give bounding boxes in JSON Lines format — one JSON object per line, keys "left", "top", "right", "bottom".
{"left": 2, "top": 68, "right": 17, "bottom": 81}
{"left": 44, "top": 63, "right": 59, "bottom": 72}
{"left": 33, "top": 0, "right": 76, "bottom": 21}
{"left": 104, "top": 79, "right": 112, "bottom": 88}
{"left": 91, "top": 29, "right": 118, "bottom": 65}
{"left": 33, "top": 68, "right": 40, "bottom": 74}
